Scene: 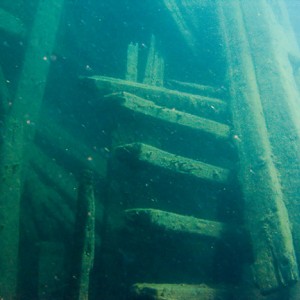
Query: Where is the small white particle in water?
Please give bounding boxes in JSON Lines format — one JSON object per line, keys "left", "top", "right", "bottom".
{"left": 85, "top": 65, "right": 92, "bottom": 71}
{"left": 87, "top": 156, "right": 93, "bottom": 161}
{"left": 26, "top": 120, "right": 31, "bottom": 124}
{"left": 233, "top": 134, "right": 241, "bottom": 142}
{"left": 43, "top": 56, "right": 48, "bottom": 61}
{"left": 250, "top": 169, "right": 255, "bottom": 175}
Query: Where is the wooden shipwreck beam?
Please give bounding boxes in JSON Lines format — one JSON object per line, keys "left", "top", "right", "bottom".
{"left": 217, "top": 0, "right": 299, "bottom": 293}
{"left": 0, "top": 0, "right": 65, "bottom": 297}
{"left": 126, "top": 42, "right": 139, "bottom": 82}
{"left": 131, "top": 283, "right": 231, "bottom": 300}
{"left": 104, "top": 92, "right": 230, "bottom": 140}
{"left": 143, "top": 34, "right": 164, "bottom": 87}
{"left": 239, "top": 2, "right": 300, "bottom": 288}
{"left": 125, "top": 208, "right": 242, "bottom": 243}
{"left": 166, "top": 79, "right": 226, "bottom": 98}
{"left": 114, "top": 143, "right": 230, "bottom": 185}
{"left": 81, "top": 75, "right": 228, "bottom": 121}
{"left": 68, "top": 170, "right": 95, "bottom": 300}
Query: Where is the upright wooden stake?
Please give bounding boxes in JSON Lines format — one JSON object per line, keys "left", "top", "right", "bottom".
{"left": 126, "top": 42, "right": 139, "bottom": 82}
{"left": 143, "top": 35, "right": 164, "bottom": 87}
{"left": 68, "top": 170, "right": 95, "bottom": 300}
{"left": 0, "top": 0, "right": 65, "bottom": 297}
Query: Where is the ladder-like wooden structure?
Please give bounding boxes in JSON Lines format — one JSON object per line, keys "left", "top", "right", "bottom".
{"left": 81, "top": 40, "right": 246, "bottom": 296}
{"left": 1, "top": 1, "right": 300, "bottom": 299}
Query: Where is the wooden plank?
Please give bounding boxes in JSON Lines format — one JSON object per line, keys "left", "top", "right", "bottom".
{"left": 217, "top": 0, "right": 299, "bottom": 293}
{"left": 104, "top": 92, "right": 230, "bottom": 140}
{"left": 114, "top": 143, "right": 230, "bottom": 185}
{"left": 126, "top": 42, "right": 139, "bottom": 82}
{"left": 81, "top": 75, "right": 227, "bottom": 120}
{"left": 131, "top": 283, "right": 231, "bottom": 300}
{"left": 0, "top": 0, "right": 65, "bottom": 297}
{"left": 69, "top": 170, "right": 95, "bottom": 300}
{"left": 0, "top": 8, "right": 25, "bottom": 36}
{"left": 125, "top": 208, "right": 241, "bottom": 242}
{"left": 240, "top": 2, "right": 300, "bottom": 292}
{"left": 143, "top": 34, "right": 164, "bottom": 86}
{"left": 166, "top": 79, "right": 226, "bottom": 98}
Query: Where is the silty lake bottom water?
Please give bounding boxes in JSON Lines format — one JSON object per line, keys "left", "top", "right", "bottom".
{"left": 1, "top": 1, "right": 300, "bottom": 299}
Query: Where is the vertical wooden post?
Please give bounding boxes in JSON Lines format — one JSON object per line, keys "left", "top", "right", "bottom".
{"left": 217, "top": 0, "right": 299, "bottom": 293}
{"left": 69, "top": 170, "right": 95, "bottom": 300}
{"left": 0, "top": 0, "right": 65, "bottom": 297}
{"left": 143, "top": 35, "right": 164, "bottom": 87}
{"left": 126, "top": 42, "right": 139, "bottom": 82}
{"left": 240, "top": 0, "right": 300, "bottom": 273}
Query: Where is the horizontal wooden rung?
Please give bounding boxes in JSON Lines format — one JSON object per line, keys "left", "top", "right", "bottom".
{"left": 104, "top": 92, "right": 230, "bottom": 140}
{"left": 114, "top": 143, "right": 230, "bottom": 185}
{"left": 166, "top": 79, "right": 227, "bottom": 98}
{"left": 125, "top": 208, "right": 241, "bottom": 242}
{"left": 131, "top": 283, "right": 232, "bottom": 300}
{"left": 81, "top": 75, "right": 228, "bottom": 121}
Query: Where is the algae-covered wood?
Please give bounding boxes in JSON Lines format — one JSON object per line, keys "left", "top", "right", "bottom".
{"left": 114, "top": 143, "right": 230, "bottom": 185}
{"left": 143, "top": 35, "right": 164, "bottom": 87}
{"left": 240, "top": 1, "right": 300, "bottom": 283}
{"left": 104, "top": 92, "right": 230, "bottom": 140}
{"left": 217, "top": 0, "right": 299, "bottom": 293}
{"left": 166, "top": 79, "right": 226, "bottom": 98}
{"left": 82, "top": 75, "right": 227, "bottom": 120}
{"left": 0, "top": 0, "right": 65, "bottom": 297}
{"left": 69, "top": 170, "right": 95, "bottom": 300}
{"left": 131, "top": 283, "right": 231, "bottom": 300}
{"left": 126, "top": 42, "right": 139, "bottom": 82}
{"left": 125, "top": 208, "right": 241, "bottom": 242}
